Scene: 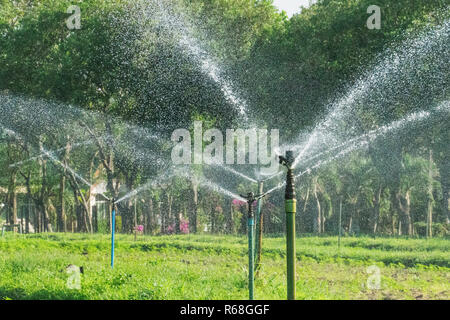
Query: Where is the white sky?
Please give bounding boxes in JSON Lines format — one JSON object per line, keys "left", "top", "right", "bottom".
{"left": 272, "top": 0, "right": 312, "bottom": 17}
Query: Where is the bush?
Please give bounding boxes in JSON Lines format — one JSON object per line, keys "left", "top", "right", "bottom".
{"left": 414, "top": 222, "right": 448, "bottom": 237}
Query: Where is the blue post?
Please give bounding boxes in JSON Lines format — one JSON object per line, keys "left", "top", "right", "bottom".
{"left": 111, "top": 207, "right": 116, "bottom": 268}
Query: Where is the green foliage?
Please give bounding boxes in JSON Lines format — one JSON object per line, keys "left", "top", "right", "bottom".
{"left": 414, "top": 222, "right": 448, "bottom": 237}
{"left": 0, "top": 0, "right": 448, "bottom": 237}
{"left": 239, "top": 0, "right": 448, "bottom": 134}
{"left": 0, "top": 233, "right": 449, "bottom": 299}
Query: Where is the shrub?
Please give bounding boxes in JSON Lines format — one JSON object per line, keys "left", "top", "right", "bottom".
{"left": 414, "top": 222, "right": 448, "bottom": 237}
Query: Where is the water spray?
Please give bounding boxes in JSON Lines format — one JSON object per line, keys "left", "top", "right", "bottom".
{"left": 279, "top": 151, "right": 296, "bottom": 300}
{"left": 239, "top": 191, "right": 267, "bottom": 300}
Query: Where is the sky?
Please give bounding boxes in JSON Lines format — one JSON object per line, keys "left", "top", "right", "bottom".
{"left": 272, "top": 0, "right": 312, "bottom": 17}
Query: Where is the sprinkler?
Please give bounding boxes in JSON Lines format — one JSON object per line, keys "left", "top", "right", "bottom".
{"left": 239, "top": 191, "right": 267, "bottom": 300}
{"left": 279, "top": 150, "right": 296, "bottom": 300}
{"left": 111, "top": 198, "right": 116, "bottom": 269}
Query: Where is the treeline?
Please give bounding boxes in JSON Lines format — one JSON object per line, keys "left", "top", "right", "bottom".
{"left": 0, "top": 0, "right": 448, "bottom": 237}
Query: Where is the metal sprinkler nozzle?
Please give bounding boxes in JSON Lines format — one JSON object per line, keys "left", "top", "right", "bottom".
{"left": 240, "top": 192, "right": 255, "bottom": 203}
{"left": 240, "top": 192, "right": 267, "bottom": 204}
{"left": 240, "top": 192, "right": 268, "bottom": 218}
{"left": 279, "top": 151, "right": 296, "bottom": 200}
{"left": 279, "top": 150, "right": 294, "bottom": 169}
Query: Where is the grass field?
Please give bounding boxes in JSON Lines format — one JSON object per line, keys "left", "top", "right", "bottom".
{"left": 0, "top": 233, "right": 448, "bottom": 300}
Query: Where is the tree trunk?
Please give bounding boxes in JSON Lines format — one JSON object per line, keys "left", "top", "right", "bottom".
{"left": 25, "top": 196, "right": 30, "bottom": 233}
{"left": 437, "top": 153, "right": 449, "bottom": 225}
{"left": 75, "top": 200, "right": 82, "bottom": 232}
{"left": 444, "top": 186, "right": 450, "bottom": 225}
{"left": 348, "top": 203, "right": 355, "bottom": 233}
{"left": 313, "top": 178, "right": 321, "bottom": 233}
{"left": 391, "top": 213, "right": 396, "bottom": 235}
{"left": 82, "top": 119, "right": 120, "bottom": 223}
{"left": 183, "top": 205, "right": 187, "bottom": 233}
{"left": 38, "top": 142, "right": 52, "bottom": 232}
{"left": 190, "top": 180, "right": 198, "bottom": 234}
{"left": 225, "top": 199, "right": 233, "bottom": 234}
{"left": 92, "top": 205, "right": 98, "bottom": 233}
{"left": 6, "top": 140, "right": 19, "bottom": 229}
{"left": 239, "top": 206, "right": 247, "bottom": 234}
{"left": 389, "top": 189, "right": 397, "bottom": 235}
{"left": 122, "top": 171, "right": 137, "bottom": 233}
{"left": 301, "top": 188, "right": 310, "bottom": 234}
{"left": 426, "top": 149, "right": 434, "bottom": 238}
{"left": 397, "top": 190, "right": 412, "bottom": 235}
{"left": 321, "top": 206, "right": 326, "bottom": 233}
{"left": 167, "top": 193, "right": 173, "bottom": 232}
{"left": 210, "top": 204, "right": 214, "bottom": 234}
{"left": 104, "top": 120, "right": 119, "bottom": 200}
{"left": 6, "top": 171, "right": 17, "bottom": 226}
{"left": 57, "top": 140, "right": 71, "bottom": 232}
{"left": 34, "top": 199, "right": 40, "bottom": 233}
{"left": 175, "top": 202, "right": 181, "bottom": 234}
{"left": 123, "top": 199, "right": 134, "bottom": 233}
{"left": 160, "top": 190, "right": 168, "bottom": 234}
{"left": 147, "top": 197, "right": 153, "bottom": 234}
{"left": 58, "top": 173, "right": 66, "bottom": 232}
{"left": 372, "top": 186, "right": 382, "bottom": 234}
{"left": 85, "top": 202, "right": 92, "bottom": 233}
{"left": 158, "top": 200, "right": 163, "bottom": 234}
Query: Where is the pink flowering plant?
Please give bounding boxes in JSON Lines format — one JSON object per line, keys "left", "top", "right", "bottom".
{"left": 167, "top": 219, "right": 190, "bottom": 234}
{"left": 180, "top": 219, "right": 189, "bottom": 234}
{"left": 232, "top": 198, "right": 246, "bottom": 207}
{"left": 167, "top": 224, "right": 175, "bottom": 234}
{"left": 134, "top": 224, "right": 144, "bottom": 241}
{"left": 135, "top": 225, "right": 144, "bottom": 234}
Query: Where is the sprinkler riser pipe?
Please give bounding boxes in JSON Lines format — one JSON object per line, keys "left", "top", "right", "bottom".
{"left": 285, "top": 168, "right": 296, "bottom": 200}
{"left": 248, "top": 201, "right": 254, "bottom": 219}
{"left": 248, "top": 217, "right": 255, "bottom": 300}
{"left": 280, "top": 151, "right": 297, "bottom": 300}
{"left": 286, "top": 199, "right": 296, "bottom": 300}
{"left": 239, "top": 191, "right": 267, "bottom": 301}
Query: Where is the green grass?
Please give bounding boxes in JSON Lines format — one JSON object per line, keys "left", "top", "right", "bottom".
{"left": 0, "top": 233, "right": 448, "bottom": 300}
